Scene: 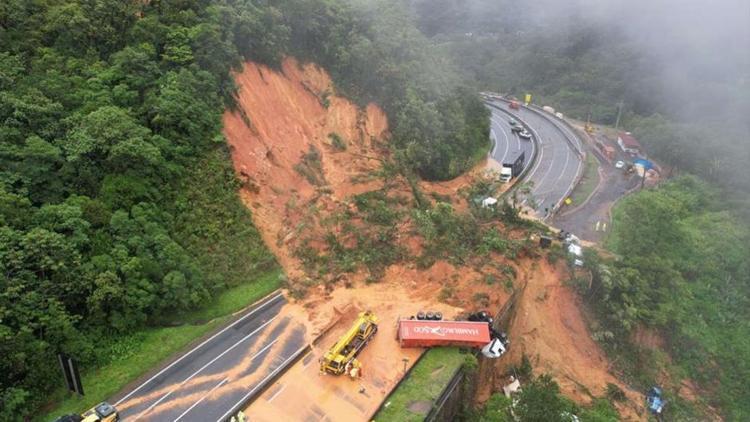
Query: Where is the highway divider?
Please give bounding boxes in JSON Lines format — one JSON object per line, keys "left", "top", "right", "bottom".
{"left": 483, "top": 102, "right": 541, "bottom": 196}
{"left": 490, "top": 96, "right": 586, "bottom": 217}
{"left": 524, "top": 104, "right": 586, "bottom": 215}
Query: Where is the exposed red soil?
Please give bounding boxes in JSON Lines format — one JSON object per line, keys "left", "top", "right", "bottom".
{"left": 223, "top": 58, "right": 389, "bottom": 281}
{"left": 221, "top": 57, "right": 655, "bottom": 420}
{"left": 479, "top": 260, "right": 648, "bottom": 420}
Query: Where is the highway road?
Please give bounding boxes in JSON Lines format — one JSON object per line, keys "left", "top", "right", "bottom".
{"left": 113, "top": 292, "right": 306, "bottom": 422}
{"left": 486, "top": 99, "right": 582, "bottom": 218}
{"left": 488, "top": 105, "right": 534, "bottom": 171}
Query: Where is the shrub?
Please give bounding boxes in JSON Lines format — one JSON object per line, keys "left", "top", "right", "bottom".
{"left": 328, "top": 132, "right": 346, "bottom": 150}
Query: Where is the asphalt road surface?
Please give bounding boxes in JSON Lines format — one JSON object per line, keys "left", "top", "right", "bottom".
{"left": 553, "top": 144, "right": 641, "bottom": 242}
{"left": 113, "top": 292, "right": 306, "bottom": 422}
{"left": 488, "top": 99, "right": 582, "bottom": 218}
{"left": 488, "top": 104, "right": 534, "bottom": 171}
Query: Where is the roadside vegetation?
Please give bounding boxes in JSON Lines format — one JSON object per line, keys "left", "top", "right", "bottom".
{"left": 42, "top": 270, "right": 280, "bottom": 420}
{"left": 0, "top": 0, "right": 490, "bottom": 418}
{"left": 567, "top": 154, "right": 600, "bottom": 207}
{"left": 572, "top": 176, "right": 750, "bottom": 419}
{"left": 293, "top": 176, "right": 543, "bottom": 288}
{"left": 374, "top": 348, "right": 468, "bottom": 422}
{"left": 465, "top": 355, "right": 623, "bottom": 422}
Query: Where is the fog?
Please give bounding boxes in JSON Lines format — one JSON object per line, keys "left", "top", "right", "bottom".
{"left": 415, "top": 0, "right": 750, "bottom": 128}
{"left": 547, "top": 0, "right": 750, "bottom": 123}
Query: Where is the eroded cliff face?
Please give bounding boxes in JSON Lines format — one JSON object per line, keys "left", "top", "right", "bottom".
{"left": 222, "top": 57, "right": 650, "bottom": 420}
{"left": 222, "top": 57, "right": 389, "bottom": 278}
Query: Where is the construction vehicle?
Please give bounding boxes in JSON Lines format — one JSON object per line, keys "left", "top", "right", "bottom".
{"left": 584, "top": 113, "right": 595, "bottom": 134}
{"left": 53, "top": 402, "right": 119, "bottom": 422}
{"left": 320, "top": 311, "right": 378, "bottom": 378}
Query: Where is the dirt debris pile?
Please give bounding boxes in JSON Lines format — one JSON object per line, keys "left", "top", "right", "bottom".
{"left": 223, "top": 58, "right": 389, "bottom": 280}
{"left": 222, "top": 57, "right": 650, "bottom": 420}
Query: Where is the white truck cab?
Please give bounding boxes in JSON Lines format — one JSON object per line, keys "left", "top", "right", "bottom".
{"left": 499, "top": 167, "right": 513, "bottom": 182}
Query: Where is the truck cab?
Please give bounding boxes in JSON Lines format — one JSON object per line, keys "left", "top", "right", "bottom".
{"left": 499, "top": 167, "right": 513, "bottom": 183}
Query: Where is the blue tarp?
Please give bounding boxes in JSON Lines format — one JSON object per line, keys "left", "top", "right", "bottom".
{"left": 633, "top": 158, "right": 654, "bottom": 170}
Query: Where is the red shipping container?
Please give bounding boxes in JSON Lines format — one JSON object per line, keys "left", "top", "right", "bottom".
{"left": 397, "top": 319, "right": 491, "bottom": 349}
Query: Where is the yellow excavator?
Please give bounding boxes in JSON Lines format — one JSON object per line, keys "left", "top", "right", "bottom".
{"left": 320, "top": 311, "right": 378, "bottom": 378}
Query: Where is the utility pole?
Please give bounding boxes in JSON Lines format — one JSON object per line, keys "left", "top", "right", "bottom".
{"left": 614, "top": 100, "right": 625, "bottom": 132}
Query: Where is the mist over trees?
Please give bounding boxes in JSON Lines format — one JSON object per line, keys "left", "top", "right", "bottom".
{"left": 406, "top": 0, "right": 750, "bottom": 418}
{"left": 409, "top": 0, "right": 750, "bottom": 203}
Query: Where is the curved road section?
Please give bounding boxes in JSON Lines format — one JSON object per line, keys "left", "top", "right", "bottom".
{"left": 113, "top": 292, "right": 306, "bottom": 422}
{"left": 488, "top": 106, "right": 535, "bottom": 173}
{"left": 486, "top": 99, "right": 582, "bottom": 218}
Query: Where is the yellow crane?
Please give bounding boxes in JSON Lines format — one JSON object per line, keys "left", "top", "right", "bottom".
{"left": 320, "top": 311, "right": 378, "bottom": 378}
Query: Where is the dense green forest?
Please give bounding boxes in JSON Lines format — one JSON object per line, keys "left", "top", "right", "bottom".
{"left": 469, "top": 359, "right": 621, "bottom": 422}
{"left": 584, "top": 177, "right": 750, "bottom": 419}
{"left": 0, "top": 0, "right": 487, "bottom": 417}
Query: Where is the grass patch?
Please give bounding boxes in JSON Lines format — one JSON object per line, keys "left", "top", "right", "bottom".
{"left": 568, "top": 153, "right": 600, "bottom": 206}
{"left": 294, "top": 145, "right": 326, "bottom": 186}
{"left": 374, "top": 348, "right": 465, "bottom": 422}
{"left": 41, "top": 269, "right": 281, "bottom": 421}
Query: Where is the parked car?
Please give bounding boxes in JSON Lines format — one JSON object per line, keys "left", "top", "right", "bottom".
{"left": 519, "top": 130, "right": 532, "bottom": 139}
{"left": 509, "top": 118, "right": 518, "bottom": 126}
{"left": 511, "top": 125, "right": 523, "bottom": 133}
{"left": 615, "top": 160, "right": 625, "bottom": 169}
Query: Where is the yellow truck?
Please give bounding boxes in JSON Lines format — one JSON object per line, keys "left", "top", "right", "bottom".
{"left": 53, "top": 402, "right": 119, "bottom": 422}
{"left": 320, "top": 311, "right": 378, "bottom": 377}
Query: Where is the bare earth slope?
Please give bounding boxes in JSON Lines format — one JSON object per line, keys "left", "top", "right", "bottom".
{"left": 222, "top": 57, "right": 645, "bottom": 420}
{"left": 223, "top": 58, "right": 388, "bottom": 280}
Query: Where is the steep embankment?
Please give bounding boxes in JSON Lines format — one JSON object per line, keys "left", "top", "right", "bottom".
{"left": 508, "top": 261, "right": 644, "bottom": 419}
{"left": 223, "top": 58, "right": 388, "bottom": 280}
{"left": 222, "top": 57, "right": 642, "bottom": 420}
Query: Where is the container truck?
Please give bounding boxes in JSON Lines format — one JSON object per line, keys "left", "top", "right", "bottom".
{"left": 397, "top": 319, "right": 491, "bottom": 349}
{"left": 499, "top": 150, "right": 525, "bottom": 182}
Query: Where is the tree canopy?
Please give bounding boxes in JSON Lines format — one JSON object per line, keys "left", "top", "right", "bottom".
{"left": 0, "top": 0, "right": 490, "bottom": 417}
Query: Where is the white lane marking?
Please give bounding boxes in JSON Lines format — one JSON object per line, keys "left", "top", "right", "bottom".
{"left": 491, "top": 115, "right": 511, "bottom": 163}
{"left": 490, "top": 129, "right": 498, "bottom": 155}
{"left": 115, "top": 292, "right": 283, "bottom": 406}
{"left": 215, "top": 346, "right": 308, "bottom": 422}
{"left": 133, "top": 317, "right": 278, "bottom": 421}
{"left": 172, "top": 339, "right": 279, "bottom": 422}
{"left": 535, "top": 140, "right": 557, "bottom": 196}
{"left": 554, "top": 141, "right": 571, "bottom": 186}
{"left": 173, "top": 378, "right": 228, "bottom": 422}
{"left": 267, "top": 383, "right": 287, "bottom": 403}
{"left": 525, "top": 134, "right": 545, "bottom": 183}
